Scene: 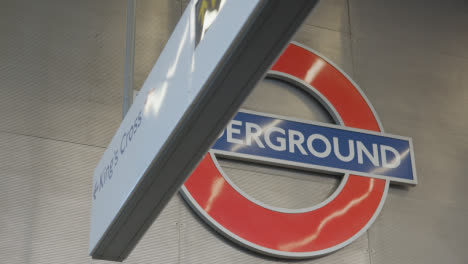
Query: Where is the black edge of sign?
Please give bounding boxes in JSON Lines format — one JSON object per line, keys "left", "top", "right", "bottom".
{"left": 91, "top": 0, "right": 319, "bottom": 261}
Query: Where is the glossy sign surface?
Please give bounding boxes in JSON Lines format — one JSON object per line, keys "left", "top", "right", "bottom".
{"left": 89, "top": 0, "right": 263, "bottom": 256}
{"left": 213, "top": 110, "right": 416, "bottom": 184}
{"left": 181, "top": 43, "right": 392, "bottom": 258}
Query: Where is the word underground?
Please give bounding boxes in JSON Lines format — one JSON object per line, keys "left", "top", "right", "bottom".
{"left": 212, "top": 111, "right": 414, "bottom": 181}
{"left": 219, "top": 120, "right": 400, "bottom": 167}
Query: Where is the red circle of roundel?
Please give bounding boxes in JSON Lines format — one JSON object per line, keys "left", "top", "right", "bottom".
{"left": 181, "top": 43, "right": 389, "bottom": 258}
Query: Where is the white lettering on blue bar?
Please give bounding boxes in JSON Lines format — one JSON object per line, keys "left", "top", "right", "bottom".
{"left": 213, "top": 110, "right": 416, "bottom": 184}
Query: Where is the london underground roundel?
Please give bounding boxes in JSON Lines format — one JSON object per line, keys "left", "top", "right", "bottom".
{"left": 181, "top": 42, "right": 417, "bottom": 258}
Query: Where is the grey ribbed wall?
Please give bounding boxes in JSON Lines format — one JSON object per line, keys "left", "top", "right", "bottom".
{"left": 1, "top": 1, "right": 467, "bottom": 264}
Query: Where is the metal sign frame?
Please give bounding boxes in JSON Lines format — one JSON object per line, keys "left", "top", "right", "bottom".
{"left": 89, "top": 1, "right": 319, "bottom": 261}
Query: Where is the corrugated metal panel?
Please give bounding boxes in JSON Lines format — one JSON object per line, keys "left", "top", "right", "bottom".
{"left": 350, "top": 1, "right": 468, "bottom": 263}
{"left": 368, "top": 193, "right": 468, "bottom": 264}
{"left": 0, "top": 132, "right": 103, "bottom": 263}
{"left": 0, "top": 1, "right": 183, "bottom": 264}
{"left": 218, "top": 158, "right": 339, "bottom": 210}
{"left": 0, "top": 0, "right": 126, "bottom": 147}
{"left": 304, "top": 0, "right": 349, "bottom": 33}
{"left": 134, "top": 0, "right": 180, "bottom": 91}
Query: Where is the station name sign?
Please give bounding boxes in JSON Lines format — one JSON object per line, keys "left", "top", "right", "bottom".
{"left": 89, "top": 1, "right": 319, "bottom": 261}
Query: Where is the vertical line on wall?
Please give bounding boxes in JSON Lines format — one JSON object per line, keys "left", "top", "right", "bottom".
{"left": 347, "top": 0, "right": 356, "bottom": 79}
{"left": 177, "top": 194, "right": 182, "bottom": 264}
{"left": 347, "top": 0, "right": 372, "bottom": 262}
{"left": 367, "top": 231, "right": 373, "bottom": 264}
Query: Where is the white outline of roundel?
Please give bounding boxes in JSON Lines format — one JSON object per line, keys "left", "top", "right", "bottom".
{"left": 180, "top": 42, "right": 390, "bottom": 259}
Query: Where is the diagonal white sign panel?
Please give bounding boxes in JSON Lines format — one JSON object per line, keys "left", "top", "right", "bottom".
{"left": 89, "top": 0, "right": 318, "bottom": 261}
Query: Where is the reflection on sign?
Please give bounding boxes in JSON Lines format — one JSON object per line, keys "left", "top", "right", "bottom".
{"left": 213, "top": 110, "right": 417, "bottom": 184}
{"left": 195, "top": 0, "right": 225, "bottom": 47}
